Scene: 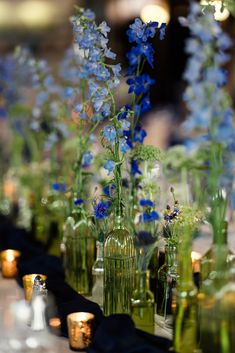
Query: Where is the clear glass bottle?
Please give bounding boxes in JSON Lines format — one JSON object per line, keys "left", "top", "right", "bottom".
{"left": 91, "top": 241, "right": 104, "bottom": 308}
{"left": 156, "top": 245, "right": 178, "bottom": 317}
{"left": 173, "top": 229, "right": 198, "bottom": 353}
{"left": 63, "top": 212, "right": 95, "bottom": 295}
{"left": 103, "top": 215, "right": 136, "bottom": 315}
{"left": 131, "top": 270, "right": 155, "bottom": 334}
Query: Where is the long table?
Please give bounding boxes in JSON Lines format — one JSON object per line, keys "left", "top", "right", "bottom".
{"left": 0, "top": 274, "right": 172, "bottom": 352}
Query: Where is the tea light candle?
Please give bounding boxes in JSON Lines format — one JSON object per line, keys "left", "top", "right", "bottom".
{"left": 1, "top": 250, "right": 21, "bottom": 278}
{"left": 67, "top": 312, "right": 94, "bottom": 351}
{"left": 22, "top": 274, "right": 47, "bottom": 302}
{"left": 191, "top": 251, "right": 202, "bottom": 273}
{"left": 49, "top": 317, "right": 61, "bottom": 336}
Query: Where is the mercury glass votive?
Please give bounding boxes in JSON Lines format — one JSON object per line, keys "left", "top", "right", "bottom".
{"left": 22, "top": 274, "right": 47, "bottom": 301}
{"left": 67, "top": 312, "right": 94, "bottom": 351}
{"left": 1, "top": 249, "right": 21, "bottom": 278}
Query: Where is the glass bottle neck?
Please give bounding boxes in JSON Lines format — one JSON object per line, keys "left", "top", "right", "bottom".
{"left": 166, "top": 246, "right": 177, "bottom": 267}
{"left": 178, "top": 249, "right": 193, "bottom": 288}
{"left": 96, "top": 241, "right": 104, "bottom": 260}
{"left": 212, "top": 220, "right": 228, "bottom": 245}
{"left": 136, "top": 270, "right": 150, "bottom": 292}
{"left": 113, "top": 214, "right": 125, "bottom": 229}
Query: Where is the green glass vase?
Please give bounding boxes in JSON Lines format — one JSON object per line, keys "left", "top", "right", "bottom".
{"left": 131, "top": 270, "right": 155, "bottom": 334}
{"left": 103, "top": 217, "right": 136, "bottom": 315}
{"left": 200, "top": 221, "right": 233, "bottom": 284}
{"left": 63, "top": 214, "right": 95, "bottom": 295}
{"left": 199, "top": 244, "right": 234, "bottom": 353}
{"left": 173, "top": 230, "right": 198, "bottom": 353}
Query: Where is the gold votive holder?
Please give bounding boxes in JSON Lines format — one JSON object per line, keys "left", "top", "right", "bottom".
{"left": 22, "top": 274, "right": 47, "bottom": 301}
{"left": 1, "top": 249, "right": 21, "bottom": 278}
{"left": 67, "top": 312, "right": 95, "bottom": 351}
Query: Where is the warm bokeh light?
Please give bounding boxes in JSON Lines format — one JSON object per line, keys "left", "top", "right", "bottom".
{"left": 17, "top": 1, "right": 56, "bottom": 28}
{"left": 140, "top": 3, "right": 170, "bottom": 24}
{"left": 201, "top": 0, "right": 230, "bottom": 21}
{"left": 0, "top": 1, "right": 12, "bottom": 27}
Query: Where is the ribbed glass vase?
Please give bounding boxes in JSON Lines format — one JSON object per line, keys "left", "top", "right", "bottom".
{"left": 103, "top": 216, "right": 136, "bottom": 315}
{"left": 63, "top": 214, "right": 95, "bottom": 295}
{"left": 131, "top": 270, "right": 155, "bottom": 334}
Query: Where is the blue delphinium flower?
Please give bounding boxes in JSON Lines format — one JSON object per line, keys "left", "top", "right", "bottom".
{"left": 140, "top": 199, "right": 155, "bottom": 207}
{"left": 131, "top": 160, "right": 142, "bottom": 176}
{"left": 104, "top": 160, "right": 116, "bottom": 175}
{"left": 125, "top": 17, "right": 166, "bottom": 140}
{"left": 182, "top": 1, "right": 235, "bottom": 225}
{"left": 81, "top": 151, "right": 93, "bottom": 168}
{"left": 68, "top": 8, "right": 121, "bottom": 122}
{"left": 120, "top": 138, "right": 131, "bottom": 154}
{"left": 15, "top": 47, "right": 67, "bottom": 153}
{"left": 93, "top": 200, "right": 110, "bottom": 219}
{"left": 74, "top": 198, "right": 84, "bottom": 206}
{"left": 0, "top": 55, "right": 22, "bottom": 113}
{"left": 103, "top": 183, "right": 116, "bottom": 197}
{"left": 103, "top": 125, "right": 117, "bottom": 144}
{"left": 181, "top": 2, "right": 235, "bottom": 191}
{"left": 139, "top": 197, "right": 160, "bottom": 223}
{"left": 140, "top": 210, "right": 160, "bottom": 223}
{"left": 127, "top": 74, "right": 155, "bottom": 96}
{"left": 124, "top": 18, "right": 166, "bottom": 218}
{"left": 52, "top": 183, "right": 67, "bottom": 192}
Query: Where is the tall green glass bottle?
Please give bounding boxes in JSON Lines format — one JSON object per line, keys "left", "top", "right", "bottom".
{"left": 199, "top": 242, "right": 235, "bottom": 353}
{"left": 103, "top": 215, "right": 136, "bottom": 315}
{"left": 173, "top": 226, "right": 198, "bottom": 353}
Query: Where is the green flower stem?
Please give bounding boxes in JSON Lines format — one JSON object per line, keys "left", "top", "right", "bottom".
{"left": 220, "top": 319, "right": 230, "bottom": 353}
{"left": 181, "top": 167, "right": 189, "bottom": 204}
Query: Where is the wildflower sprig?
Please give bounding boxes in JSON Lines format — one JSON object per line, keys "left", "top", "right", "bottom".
{"left": 163, "top": 187, "right": 201, "bottom": 246}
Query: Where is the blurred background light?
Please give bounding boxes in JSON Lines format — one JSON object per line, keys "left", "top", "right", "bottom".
{"left": 106, "top": 0, "right": 170, "bottom": 24}
{"left": 17, "top": 1, "right": 56, "bottom": 28}
{"left": 0, "top": 1, "right": 12, "bottom": 28}
{"left": 201, "top": 0, "right": 230, "bottom": 21}
{"left": 140, "top": 2, "right": 170, "bottom": 24}
{"left": 0, "top": 0, "right": 74, "bottom": 30}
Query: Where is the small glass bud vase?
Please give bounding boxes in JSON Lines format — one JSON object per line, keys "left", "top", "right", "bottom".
{"left": 91, "top": 241, "right": 104, "bottom": 308}
{"left": 103, "top": 216, "right": 136, "bottom": 315}
{"left": 156, "top": 245, "right": 178, "bottom": 318}
{"left": 131, "top": 270, "right": 155, "bottom": 334}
